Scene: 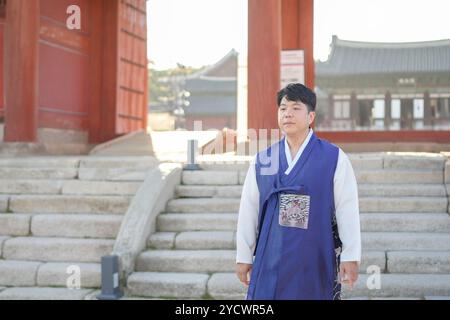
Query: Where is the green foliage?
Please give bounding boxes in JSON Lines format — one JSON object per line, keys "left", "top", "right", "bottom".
{"left": 148, "top": 65, "right": 201, "bottom": 108}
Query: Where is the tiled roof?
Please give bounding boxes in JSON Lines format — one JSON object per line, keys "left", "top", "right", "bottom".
{"left": 316, "top": 36, "right": 450, "bottom": 76}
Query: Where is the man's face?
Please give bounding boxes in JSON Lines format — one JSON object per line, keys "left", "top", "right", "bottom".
{"left": 278, "top": 97, "right": 315, "bottom": 136}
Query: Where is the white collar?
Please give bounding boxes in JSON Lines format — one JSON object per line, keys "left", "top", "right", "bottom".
{"left": 284, "top": 128, "right": 313, "bottom": 174}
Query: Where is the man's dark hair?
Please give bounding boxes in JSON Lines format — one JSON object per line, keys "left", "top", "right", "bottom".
{"left": 277, "top": 83, "right": 316, "bottom": 112}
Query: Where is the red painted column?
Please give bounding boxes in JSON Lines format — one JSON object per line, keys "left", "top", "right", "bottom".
{"left": 4, "top": 0, "right": 40, "bottom": 142}
{"left": 248, "top": 0, "right": 281, "bottom": 133}
{"left": 89, "top": 0, "right": 105, "bottom": 143}
{"left": 281, "top": 0, "right": 314, "bottom": 89}
{"left": 297, "top": 0, "right": 314, "bottom": 90}
{"left": 281, "top": 0, "right": 314, "bottom": 123}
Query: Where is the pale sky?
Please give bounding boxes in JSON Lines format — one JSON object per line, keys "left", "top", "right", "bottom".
{"left": 147, "top": 0, "right": 450, "bottom": 69}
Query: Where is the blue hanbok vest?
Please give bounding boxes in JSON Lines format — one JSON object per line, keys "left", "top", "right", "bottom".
{"left": 246, "top": 133, "right": 342, "bottom": 300}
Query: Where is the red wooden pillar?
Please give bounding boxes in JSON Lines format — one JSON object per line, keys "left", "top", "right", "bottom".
{"left": 101, "top": 0, "right": 120, "bottom": 142}
{"left": 281, "top": 0, "right": 314, "bottom": 89}
{"left": 4, "top": 0, "right": 40, "bottom": 142}
{"left": 281, "top": 0, "right": 314, "bottom": 128}
{"left": 248, "top": 0, "right": 281, "bottom": 133}
{"left": 0, "top": 8, "right": 5, "bottom": 119}
{"left": 89, "top": 0, "right": 148, "bottom": 143}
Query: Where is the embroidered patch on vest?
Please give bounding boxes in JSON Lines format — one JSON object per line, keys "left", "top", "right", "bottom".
{"left": 279, "top": 193, "right": 310, "bottom": 229}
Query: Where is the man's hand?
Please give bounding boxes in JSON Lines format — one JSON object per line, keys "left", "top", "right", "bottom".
{"left": 339, "top": 261, "right": 359, "bottom": 289}
{"left": 236, "top": 263, "right": 252, "bottom": 286}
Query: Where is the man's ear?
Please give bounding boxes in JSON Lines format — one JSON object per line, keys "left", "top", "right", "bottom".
{"left": 308, "top": 111, "right": 316, "bottom": 125}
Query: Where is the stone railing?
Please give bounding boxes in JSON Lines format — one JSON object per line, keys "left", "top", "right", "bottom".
{"left": 112, "top": 162, "right": 182, "bottom": 283}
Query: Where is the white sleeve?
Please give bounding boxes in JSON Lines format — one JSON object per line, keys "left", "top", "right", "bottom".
{"left": 334, "top": 148, "right": 361, "bottom": 263}
{"left": 236, "top": 156, "right": 260, "bottom": 264}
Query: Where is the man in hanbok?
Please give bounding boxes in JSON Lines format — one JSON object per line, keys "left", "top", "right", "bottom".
{"left": 235, "top": 83, "right": 361, "bottom": 300}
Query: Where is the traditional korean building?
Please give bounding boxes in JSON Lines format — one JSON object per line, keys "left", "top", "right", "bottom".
{"left": 184, "top": 49, "right": 238, "bottom": 130}
{"left": 2, "top": 0, "right": 447, "bottom": 153}
{"left": 0, "top": 0, "right": 148, "bottom": 153}
{"left": 316, "top": 36, "right": 450, "bottom": 132}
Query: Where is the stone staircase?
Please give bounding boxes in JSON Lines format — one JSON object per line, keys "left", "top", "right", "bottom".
{"left": 126, "top": 153, "right": 450, "bottom": 300}
{"left": 0, "top": 156, "right": 156, "bottom": 300}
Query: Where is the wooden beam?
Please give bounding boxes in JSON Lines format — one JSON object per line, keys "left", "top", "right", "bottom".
{"left": 4, "top": 0, "right": 40, "bottom": 142}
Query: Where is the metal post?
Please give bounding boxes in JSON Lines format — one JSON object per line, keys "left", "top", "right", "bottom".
{"left": 184, "top": 139, "right": 200, "bottom": 170}
{"left": 97, "top": 255, "right": 123, "bottom": 300}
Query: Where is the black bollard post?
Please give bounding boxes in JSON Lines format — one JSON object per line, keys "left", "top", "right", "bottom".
{"left": 97, "top": 255, "right": 123, "bottom": 300}
{"left": 184, "top": 139, "right": 200, "bottom": 170}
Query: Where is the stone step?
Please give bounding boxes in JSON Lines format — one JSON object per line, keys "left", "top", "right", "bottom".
{"left": 127, "top": 272, "right": 209, "bottom": 299}
{"left": 198, "top": 162, "right": 251, "bottom": 172}
{"left": 206, "top": 272, "right": 247, "bottom": 299}
{"left": 360, "top": 197, "right": 447, "bottom": 213}
{"left": 182, "top": 171, "right": 239, "bottom": 186}
{"left": 136, "top": 249, "right": 385, "bottom": 274}
{"left": 356, "top": 170, "right": 443, "bottom": 184}
{"left": 0, "top": 157, "right": 80, "bottom": 168}
{"left": 166, "top": 198, "right": 243, "bottom": 213}
{"left": 181, "top": 169, "right": 444, "bottom": 186}
{"left": 78, "top": 168, "right": 148, "bottom": 181}
{"left": 8, "top": 195, "right": 131, "bottom": 214}
{"left": 0, "top": 237, "right": 10, "bottom": 256}
{"left": 0, "top": 179, "right": 142, "bottom": 196}
{"left": 0, "top": 260, "right": 43, "bottom": 286}
{"left": 362, "top": 232, "right": 450, "bottom": 251}
{"left": 156, "top": 217, "right": 450, "bottom": 251}
{"left": 381, "top": 154, "right": 446, "bottom": 171}
{"left": 147, "top": 232, "right": 177, "bottom": 249}
{"left": 176, "top": 185, "right": 243, "bottom": 198}
{"left": 387, "top": 251, "right": 450, "bottom": 274}
{"left": 358, "top": 184, "right": 447, "bottom": 197}
{"left": 193, "top": 154, "right": 445, "bottom": 172}
{"left": 166, "top": 196, "right": 447, "bottom": 214}
{"left": 205, "top": 272, "right": 450, "bottom": 300}
{"left": 0, "top": 214, "right": 31, "bottom": 236}
{"left": 175, "top": 184, "right": 447, "bottom": 199}
{"left": 136, "top": 250, "right": 236, "bottom": 273}
{"left": 61, "top": 180, "right": 142, "bottom": 196}
{"left": 0, "top": 180, "right": 64, "bottom": 195}
{"left": 342, "top": 274, "right": 450, "bottom": 299}
{"left": 2, "top": 237, "right": 114, "bottom": 263}
{"left": 0, "top": 168, "right": 78, "bottom": 180}
{"left": 0, "top": 196, "right": 7, "bottom": 212}
{"left": 156, "top": 211, "right": 450, "bottom": 233}
{"left": 36, "top": 262, "right": 101, "bottom": 288}
{"left": 30, "top": 214, "right": 122, "bottom": 239}
{"left": 360, "top": 213, "right": 450, "bottom": 232}
{"left": 79, "top": 157, "right": 158, "bottom": 169}
{"left": 0, "top": 287, "right": 94, "bottom": 300}
{"left": 174, "top": 231, "right": 235, "bottom": 250}
{"left": 0, "top": 260, "right": 101, "bottom": 288}
{"left": 157, "top": 213, "right": 238, "bottom": 232}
